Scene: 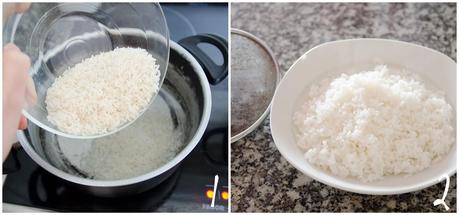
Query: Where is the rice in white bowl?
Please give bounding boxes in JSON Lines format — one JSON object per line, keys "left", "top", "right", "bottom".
{"left": 293, "top": 65, "right": 454, "bottom": 182}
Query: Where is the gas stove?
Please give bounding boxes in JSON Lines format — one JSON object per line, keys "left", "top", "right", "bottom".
{"left": 2, "top": 3, "right": 228, "bottom": 212}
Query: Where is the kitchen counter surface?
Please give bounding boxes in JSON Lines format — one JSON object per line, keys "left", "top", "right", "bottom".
{"left": 231, "top": 3, "right": 457, "bottom": 212}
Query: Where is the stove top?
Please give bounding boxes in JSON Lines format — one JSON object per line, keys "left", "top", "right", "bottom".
{"left": 2, "top": 3, "right": 228, "bottom": 212}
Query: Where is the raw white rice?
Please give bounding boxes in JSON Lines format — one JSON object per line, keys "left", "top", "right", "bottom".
{"left": 293, "top": 65, "right": 454, "bottom": 182}
{"left": 46, "top": 47, "right": 160, "bottom": 135}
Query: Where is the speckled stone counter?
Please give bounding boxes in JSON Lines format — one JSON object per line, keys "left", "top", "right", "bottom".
{"left": 231, "top": 3, "right": 456, "bottom": 212}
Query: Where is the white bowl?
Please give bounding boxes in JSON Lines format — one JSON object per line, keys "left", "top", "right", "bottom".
{"left": 270, "top": 39, "right": 456, "bottom": 195}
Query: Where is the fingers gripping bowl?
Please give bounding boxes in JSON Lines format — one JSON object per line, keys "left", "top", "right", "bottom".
{"left": 270, "top": 39, "right": 456, "bottom": 195}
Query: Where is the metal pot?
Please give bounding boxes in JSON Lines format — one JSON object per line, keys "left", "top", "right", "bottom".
{"left": 12, "top": 33, "right": 228, "bottom": 197}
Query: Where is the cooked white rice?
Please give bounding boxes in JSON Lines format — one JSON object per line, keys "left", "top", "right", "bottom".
{"left": 293, "top": 65, "right": 454, "bottom": 182}
{"left": 46, "top": 47, "right": 160, "bottom": 135}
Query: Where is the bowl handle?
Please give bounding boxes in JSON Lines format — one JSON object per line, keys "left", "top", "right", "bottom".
{"left": 179, "top": 34, "right": 228, "bottom": 85}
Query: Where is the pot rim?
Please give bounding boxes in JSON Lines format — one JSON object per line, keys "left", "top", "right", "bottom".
{"left": 16, "top": 40, "right": 212, "bottom": 187}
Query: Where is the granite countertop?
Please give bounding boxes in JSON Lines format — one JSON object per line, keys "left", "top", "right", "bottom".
{"left": 231, "top": 3, "right": 457, "bottom": 212}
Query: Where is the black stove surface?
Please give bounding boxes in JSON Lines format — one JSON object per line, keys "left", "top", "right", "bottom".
{"left": 2, "top": 3, "right": 228, "bottom": 212}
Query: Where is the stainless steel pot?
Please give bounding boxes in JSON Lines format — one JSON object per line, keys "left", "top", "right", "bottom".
{"left": 11, "top": 35, "right": 227, "bottom": 197}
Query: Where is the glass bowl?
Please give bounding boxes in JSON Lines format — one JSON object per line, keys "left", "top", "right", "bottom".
{"left": 9, "top": 3, "right": 170, "bottom": 139}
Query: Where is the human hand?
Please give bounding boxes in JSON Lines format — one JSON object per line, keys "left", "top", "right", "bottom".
{"left": 3, "top": 3, "right": 30, "bottom": 24}
{"left": 3, "top": 3, "right": 34, "bottom": 161}
{"left": 2, "top": 43, "right": 36, "bottom": 161}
